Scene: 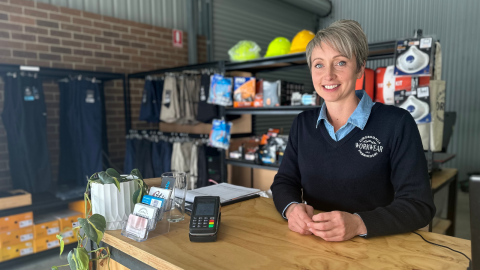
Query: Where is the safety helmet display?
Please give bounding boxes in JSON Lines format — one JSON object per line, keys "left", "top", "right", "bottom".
{"left": 228, "top": 40, "right": 261, "bottom": 62}
{"left": 264, "top": 37, "right": 291, "bottom": 58}
{"left": 289, "top": 30, "right": 315, "bottom": 54}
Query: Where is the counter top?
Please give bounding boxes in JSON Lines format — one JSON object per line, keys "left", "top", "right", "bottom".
{"left": 101, "top": 197, "right": 471, "bottom": 270}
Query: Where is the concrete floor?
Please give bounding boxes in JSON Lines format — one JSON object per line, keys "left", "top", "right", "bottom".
{"left": 10, "top": 190, "right": 472, "bottom": 270}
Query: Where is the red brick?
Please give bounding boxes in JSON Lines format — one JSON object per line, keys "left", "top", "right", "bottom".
{"left": 0, "top": 31, "right": 9, "bottom": 39}
{"left": 147, "top": 32, "right": 162, "bottom": 39}
{"left": 82, "top": 11, "right": 102, "bottom": 20}
{"left": 0, "top": 3, "right": 23, "bottom": 14}
{"left": 138, "top": 37, "right": 153, "bottom": 44}
{"left": 94, "top": 36, "right": 111, "bottom": 44}
{"left": 74, "top": 33, "right": 92, "bottom": 41}
{"left": 130, "top": 28, "right": 145, "bottom": 36}
{"left": 37, "top": 2, "right": 59, "bottom": 12}
{"left": 140, "top": 51, "right": 155, "bottom": 57}
{"left": 130, "top": 42, "right": 146, "bottom": 49}
{"left": 60, "top": 7, "right": 81, "bottom": 17}
{"left": 37, "top": 20, "right": 59, "bottom": 28}
{"left": 123, "top": 62, "right": 139, "bottom": 68}
{"left": 0, "top": 40, "right": 24, "bottom": 49}
{"left": 104, "top": 45, "right": 120, "bottom": 52}
{"left": 73, "top": 17, "right": 92, "bottom": 27}
{"left": 74, "top": 49, "right": 93, "bottom": 56}
{"left": 131, "top": 56, "right": 147, "bottom": 63}
{"left": 0, "top": 21, "right": 23, "bottom": 31}
{"left": 114, "top": 40, "right": 130, "bottom": 47}
{"left": 62, "top": 40, "right": 82, "bottom": 48}
{"left": 102, "top": 16, "right": 125, "bottom": 25}
{"left": 38, "top": 36, "right": 60, "bottom": 45}
{"left": 129, "top": 21, "right": 153, "bottom": 30}
{"left": 105, "top": 60, "right": 121, "bottom": 66}
{"left": 52, "top": 62, "right": 73, "bottom": 69}
{"left": 62, "top": 23, "right": 82, "bottom": 32}
{"left": 85, "top": 58, "right": 103, "bottom": 65}
{"left": 74, "top": 64, "right": 94, "bottom": 71}
{"left": 13, "top": 50, "right": 37, "bottom": 59}
{"left": 27, "top": 59, "right": 50, "bottom": 67}
{"left": 49, "top": 13, "right": 70, "bottom": 23}
{"left": 11, "top": 33, "right": 36, "bottom": 42}
{"left": 83, "top": 27, "right": 101, "bottom": 35}
{"left": 51, "top": 46, "right": 71, "bottom": 54}
{"left": 113, "top": 54, "right": 129, "bottom": 61}
{"left": 50, "top": 29, "right": 71, "bottom": 38}
{"left": 123, "top": 47, "right": 140, "bottom": 55}
{"left": 103, "top": 31, "right": 120, "bottom": 38}
{"left": 9, "top": 15, "right": 35, "bottom": 25}
{"left": 26, "top": 43, "right": 48, "bottom": 52}
{"left": 93, "top": 21, "right": 111, "bottom": 30}
{"left": 24, "top": 8, "right": 48, "bottom": 19}
{"left": 39, "top": 53, "right": 61, "bottom": 61}
{"left": 122, "top": 34, "right": 137, "bottom": 41}
{"left": 0, "top": 49, "right": 10, "bottom": 57}
{"left": 63, "top": 55, "right": 83, "bottom": 63}
{"left": 83, "top": 43, "right": 101, "bottom": 50}
{"left": 0, "top": 13, "right": 7, "bottom": 21}
{"left": 113, "top": 25, "right": 128, "bottom": 33}
{"left": 9, "top": 0, "right": 34, "bottom": 7}
{"left": 95, "top": 52, "right": 111, "bottom": 58}
{"left": 154, "top": 39, "right": 170, "bottom": 47}
{"left": 0, "top": 57, "right": 25, "bottom": 65}
{"left": 25, "top": 25, "right": 48, "bottom": 35}
{"left": 96, "top": 66, "right": 113, "bottom": 72}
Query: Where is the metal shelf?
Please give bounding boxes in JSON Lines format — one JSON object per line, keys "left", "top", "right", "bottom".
{"left": 0, "top": 243, "right": 76, "bottom": 269}
{"left": 0, "top": 192, "right": 83, "bottom": 218}
{"left": 226, "top": 159, "right": 279, "bottom": 171}
{"left": 225, "top": 106, "right": 321, "bottom": 115}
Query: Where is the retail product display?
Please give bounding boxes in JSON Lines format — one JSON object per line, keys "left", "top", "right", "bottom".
{"left": 355, "top": 68, "right": 375, "bottom": 100}
{"left": 289, "top": 30, "right": 315, "bottom": 54}
{"left": 233, "top": 77, "right": 256, "bottom": 107}
{"left": 263, "top": 80, "right": 280, "bottom": 107}
{"left": 209, "top": 119, "right": 233, "bottom": 150}
{"left": 264, "top": 37, "right": 291, "bottom": 57}
{"left": 375, "top": 66, "right": 396, "bottom": 105}
{"left": 394, "top": 35, "right": 434, "bottom": 76}
{"left": 228, "top": 40, "right": 261, "bottom": 62}
{"left": 394, "top": 77, "right": 431, "bottom": 123}
{"left": 139, "top": 76, "right": 163, "bottom": 123}
{"left": 1, "top": 73, "right": 52, "bottom": 193}
{"left": 208, "top": 74, "right": 233, "bottom": 106}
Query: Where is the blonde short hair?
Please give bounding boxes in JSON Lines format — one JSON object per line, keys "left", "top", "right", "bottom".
{"left": 306, "top": 20, "right": 368, "bottom": 72}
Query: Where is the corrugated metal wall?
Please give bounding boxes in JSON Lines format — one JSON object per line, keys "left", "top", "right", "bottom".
{"left": 33, "top": 0, "right": 207, "bottom": 34}
{"left": 212, "top": 0, "right": 317, "bottom": 135}
{"left": 319, "top": 0, "right": 480, "bottom": 180}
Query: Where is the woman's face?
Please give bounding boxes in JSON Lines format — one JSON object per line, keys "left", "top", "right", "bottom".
{"left": 310, "top": 42, "right": 364, "bottom": 103}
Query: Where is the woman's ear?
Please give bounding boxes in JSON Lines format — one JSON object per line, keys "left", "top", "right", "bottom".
{"left": 356, "top": 62, "right": 366, "bottom": 80}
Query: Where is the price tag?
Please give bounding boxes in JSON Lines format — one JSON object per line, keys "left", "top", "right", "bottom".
{"left": 417, "top": 86, "right": 430, "bottom": 98}
{"left": 62, "top": 231, "right": 74, "bottom": 238}
{"left": 19, "top": 219, "right": 33, "bottom": 228}
{"left": 47, "top": 240, "right": 60, "bottom": 249}
{"left": 47, "top": 227, "right": 60, "bottom": 235}
{"left": 20, "top": 247, "right": 33, "bottom": 256}
{"left": 20, "top": 233, "right": 34, "bottom": 242}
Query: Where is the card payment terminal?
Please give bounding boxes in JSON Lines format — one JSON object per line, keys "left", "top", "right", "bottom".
{"left": 189, "top": 196, "right": 221, "bottom": 242}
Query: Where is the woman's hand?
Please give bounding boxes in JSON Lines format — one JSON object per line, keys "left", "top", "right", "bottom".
{"left": 285, "top": 203, "right": 314, "bottom": 235}
{"left": 307, "top": 211, "right": 367, "bottom": 241}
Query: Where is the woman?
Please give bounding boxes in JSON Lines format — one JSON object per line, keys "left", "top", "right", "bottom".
{"left": 271, "top": 20, "right": 435, "bottom": 241}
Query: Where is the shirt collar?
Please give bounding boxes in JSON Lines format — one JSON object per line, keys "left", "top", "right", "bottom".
{"left": 316, "top": 90, "right": 374, "bottom": 130}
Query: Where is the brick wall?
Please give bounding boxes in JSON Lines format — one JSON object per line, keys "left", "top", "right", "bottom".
{"left": 0, "top": 0, "right": 207, "bottom": 190}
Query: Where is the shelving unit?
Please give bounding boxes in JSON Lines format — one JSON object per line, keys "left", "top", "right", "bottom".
{"left": 0, "top": 243, "right": 77, "bottom": 269}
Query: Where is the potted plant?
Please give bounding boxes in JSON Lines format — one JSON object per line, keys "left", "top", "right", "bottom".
{"left": 52, "top": 168, "right": 149, "bottom": 270}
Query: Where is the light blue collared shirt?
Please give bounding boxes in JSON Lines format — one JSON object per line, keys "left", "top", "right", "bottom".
{"left": 316, "top": 90, "right": 375, "bottom": 141}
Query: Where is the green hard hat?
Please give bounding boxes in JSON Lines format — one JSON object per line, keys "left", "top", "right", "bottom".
{"left": 228, "top": 40, "right": 261, "bottom": 62}
{"left": 264, "top": 37, "right": 291, "bottom": 58}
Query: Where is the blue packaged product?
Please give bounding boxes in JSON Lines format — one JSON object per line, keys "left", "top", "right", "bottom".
{"left": 207, "top": 74, "right": 233, "bottom": 106}
{"left": 208, "top": 119, "right": 233, "bottom": 150}
{"left": 142, "top": 195, "right": 165, "bottom": 209}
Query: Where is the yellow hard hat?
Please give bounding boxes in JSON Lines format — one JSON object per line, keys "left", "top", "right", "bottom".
{"left": 228, "top": 40, "right": 261, "bottom": 62}
{"left": 289, "top": 30, "right": 315, "bottom": 54}
{"left": 264, "top": 37, "right": 291, "bottom": 58}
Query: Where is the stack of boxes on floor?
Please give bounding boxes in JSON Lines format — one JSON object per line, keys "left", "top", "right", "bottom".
{"left": 0, "top": 200, "right": 88, "bottom": 262}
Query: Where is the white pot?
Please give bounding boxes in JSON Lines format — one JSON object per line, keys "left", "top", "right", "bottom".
{"left": 91, "top": 180, "right": 138, "bottom": 230}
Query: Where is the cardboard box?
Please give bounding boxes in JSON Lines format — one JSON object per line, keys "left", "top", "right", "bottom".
{"left": 53, "top": 210, "right": 82, "bottom": 231}
{"left": 0, "top": 190, "right": 32, "bottom": 211}
{"left": 68, "top": 200, "right": 90, "bottom": 218}
{"left": 33, "top": 215, "right": 60, "bottom": 239}
{"left": 0, "top": 241, "right": 34, "bottom": 262}
{"left": 0, "top": 227, "right": 34, "bottom": 248}
{"left": 61, "top": 230, "right": 78, "bottom": 244}
{"left": 0, "top": 212, "right": 33, "bottom": 233}
{"left": 33, "top": 234, "right": 60, "bottom": 253}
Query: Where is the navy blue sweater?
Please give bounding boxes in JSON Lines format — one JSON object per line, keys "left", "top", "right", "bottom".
{"left": 271, "top": 103, "right": 435, "bottom": 238}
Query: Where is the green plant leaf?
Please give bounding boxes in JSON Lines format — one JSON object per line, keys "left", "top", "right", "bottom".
{"left": 78, "top": 214, "right": 106, "bottom": 246}
{"left": 89, "top": 172, "right": 100, "bottom": 181}
{"left": 106, "top": 168, "right": 121, "bottom": 179}
{"left": 78, "top": 218, "right": 98, "bottom": 246}
{"left": 75, "top": 248, "right": 89, "bottom": 270}
{"left": 56, "top": 234, "right": 64, "bottom": 256}
{"left": 67, "top": 250, "right": 77, "bottom": 270}
{"left": 132, "top": 188, "right": 142, "bottom": 205}
{"left": 130, "top": 169, "right": 143, "bottom": 180}
{"left": 98, "top": 171, "right": 120, "bottom": 192}
{"left": 52, "top": 267, "right": 58, "bottom": 270}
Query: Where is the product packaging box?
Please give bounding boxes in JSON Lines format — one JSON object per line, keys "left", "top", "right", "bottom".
{"left": 263, "top": 80, "right": 280, "bottom": 107}
{"left": 33, "top": 214, "right": 60, "bottom": 239}
{"left": 33, "top": 234, "right": 60, "bottom": 253}
{"left": 394, "top": 76, "right": 431, "bottom": 123}
{"left": 53, "top": 210, "right": 82, "bottom": 241}
{"left": 394, "top": 37, "right": 435, "bottom": 77}
{"left": 0, "top": 241, "right": 34, "bottom": 262}
{"left": 68, "top": 200, "right": 90, "bottom": 218}
{"left": 0, "top": 227, "right": 34, "bottom": 248}
{"left": 233, "top": 77, "right": 256, "bottom": 107}
{"left": 0, "top": 212, "right": 33, "bottom": 233}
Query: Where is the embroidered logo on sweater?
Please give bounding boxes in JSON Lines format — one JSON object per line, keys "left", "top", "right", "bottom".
{"left": 355, "top": 136, "right": 383, "bottom": 158}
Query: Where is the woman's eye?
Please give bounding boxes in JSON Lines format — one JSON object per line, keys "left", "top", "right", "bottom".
{"left": 315, "top": 64, "right": 323, "bottom": 68}
{"left": 337, "top": 61, "right": 346, "bottom": 66}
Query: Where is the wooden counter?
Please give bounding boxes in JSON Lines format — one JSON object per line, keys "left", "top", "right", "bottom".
{"left": 101, "top": 197, "right": 471, "bottom": 270}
